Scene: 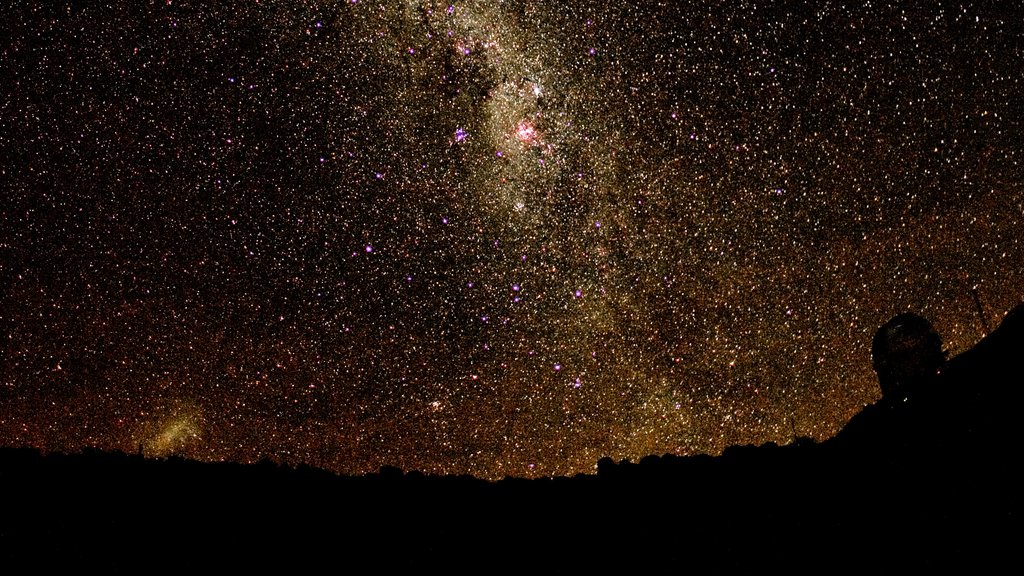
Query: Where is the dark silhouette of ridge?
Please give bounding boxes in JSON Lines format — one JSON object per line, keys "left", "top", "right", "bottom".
{"left": 1, "top": 304, "right": 1020, "bottom": 573}
{"left": 830, "top": 303, "right": 1022, "bottom": 459}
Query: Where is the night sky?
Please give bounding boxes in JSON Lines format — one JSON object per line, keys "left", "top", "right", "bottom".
{"left": 1, "top": 0, "right": 1021, "bottom": 479}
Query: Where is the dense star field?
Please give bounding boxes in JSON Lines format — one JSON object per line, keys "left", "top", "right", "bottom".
{"left": 1, "top": 1, "right": 1021, "bottom": 479}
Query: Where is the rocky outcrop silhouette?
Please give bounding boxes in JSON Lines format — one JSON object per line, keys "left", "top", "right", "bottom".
{"left": 2, "top": 305, "right": 1020, "bottom": 573}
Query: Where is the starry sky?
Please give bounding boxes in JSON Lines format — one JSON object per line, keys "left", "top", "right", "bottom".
{"left": 1, "top": 0, "right": 1021, "bottom": 479}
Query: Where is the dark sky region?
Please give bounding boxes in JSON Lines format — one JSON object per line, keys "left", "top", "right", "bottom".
{"left": 1, "top": 0, "right": 1021, "bottom": 480}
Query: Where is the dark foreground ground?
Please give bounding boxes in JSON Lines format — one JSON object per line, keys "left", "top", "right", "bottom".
{"left": 2, "top": 306, "right": 1021, "bottom": 573}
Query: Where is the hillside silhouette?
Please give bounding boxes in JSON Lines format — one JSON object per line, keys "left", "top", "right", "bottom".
{"left": 2, "top": 305, "right": 1020, "bottom": 573}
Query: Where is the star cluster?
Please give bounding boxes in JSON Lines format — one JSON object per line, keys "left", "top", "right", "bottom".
{"left": 1, "top": 0, "right": 1021, "bottom": 479}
